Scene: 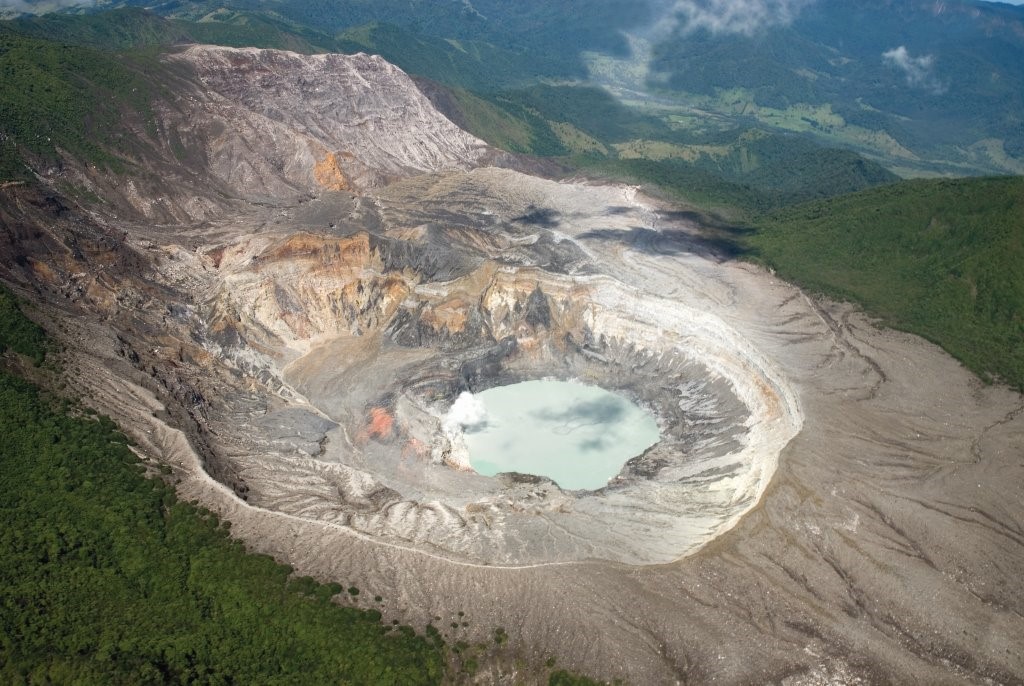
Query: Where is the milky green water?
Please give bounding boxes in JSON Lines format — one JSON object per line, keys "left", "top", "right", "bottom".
{"left": 462, "top": 380, "right": 660, "bottom": 491}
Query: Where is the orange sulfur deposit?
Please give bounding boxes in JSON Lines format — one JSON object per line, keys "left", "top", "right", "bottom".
{"left": 365, "top": 407, "right": 395, "bottom": 440}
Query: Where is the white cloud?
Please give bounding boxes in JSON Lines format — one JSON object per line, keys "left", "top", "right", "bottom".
{"left": 883, "top": 46, "right": 945, "bottom": 94}
{"left": 604, "top": 0, "right": 815, "bottom": 90}
{"left": 664, "top": 0, "right": 816, "bottom": 37}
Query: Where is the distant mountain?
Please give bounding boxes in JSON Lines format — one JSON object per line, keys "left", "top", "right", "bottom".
{"left": 639, "top": 0, "right": 1024, "bottom": 175}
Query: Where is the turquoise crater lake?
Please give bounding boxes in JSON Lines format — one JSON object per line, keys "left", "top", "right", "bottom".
{"left": 457, "top": 380, "right": 660, "bottom": 491}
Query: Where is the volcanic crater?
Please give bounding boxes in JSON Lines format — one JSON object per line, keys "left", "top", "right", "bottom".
{"left": 9, "top": 44, "right": 1023, "bottom": 683}
{"left": 198, "top": 177, "right": 802, "bottom": 565}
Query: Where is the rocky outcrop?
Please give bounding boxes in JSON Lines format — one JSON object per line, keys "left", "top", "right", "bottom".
{"left": 166, "top": 46, "right": 489, "bottom": 196}
{"left": 208, "top": 231, "right": 410, "bottom": 343}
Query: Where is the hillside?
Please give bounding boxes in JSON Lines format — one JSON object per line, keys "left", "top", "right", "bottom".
{"left": 750, "top": 176, "right": 1024, "bottom": 389}
{"left": 640, "top": 0, "right": 1024, "bottom": 176}
{"left": 575, "top": 132, "right": 899, "bottom": 215}
{"left": 0, "top": 11, "right": 901, "bottom": 211}
{"left": 6, "top": 0, "right": 1023, "bottom": 177}
{"left": 0, "top": 27, "right": 165, "bottom": 180}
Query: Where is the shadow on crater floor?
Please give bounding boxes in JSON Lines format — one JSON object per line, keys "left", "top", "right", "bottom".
{"left": 578, "top": 226, "right": 756, "bottom": 261}
{"left": 512, "top": 206, "right": 561, "bottom": 228}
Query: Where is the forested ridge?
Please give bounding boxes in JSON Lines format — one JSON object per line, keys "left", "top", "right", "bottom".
{"left": 750, "top": 177, "right": 1024, "bottom": 389}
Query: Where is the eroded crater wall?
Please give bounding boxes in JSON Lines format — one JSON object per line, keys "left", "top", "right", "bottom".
{"left": 176, "top": 169, "right": 801, "bottom": 565}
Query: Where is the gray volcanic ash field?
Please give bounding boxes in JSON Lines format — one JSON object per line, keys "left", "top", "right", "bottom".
{"left": 7, "top": 46, "right": 1023, "bottom": 683}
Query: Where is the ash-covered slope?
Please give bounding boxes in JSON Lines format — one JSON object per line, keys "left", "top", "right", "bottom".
{"left": 168, "top": 46, "right": 490, "bottom": 192}
{"left": 63, "top": 45, "right": 492, "bottom": 224}
{"left": 185, "top": 173, "right": 801, "bottom": 566}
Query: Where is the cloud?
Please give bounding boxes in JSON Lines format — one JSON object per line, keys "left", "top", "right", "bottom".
{"left": 883, "top": 46, "right": 946, "bottom": 94}
{"left": 0, "top": 0, "right": 94, "bottom": 14}
{"left": 578, "top": 436, "right": 610, "bottom": 452}
{"left": 661, "top": 0, "right": 816, "bottom": 37}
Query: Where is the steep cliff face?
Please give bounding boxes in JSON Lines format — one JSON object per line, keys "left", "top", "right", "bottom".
{"left": 166, "top": 46, "right": 490, "bottom": 194}
{"left": 208, "top": 232, "right": 409, "bottom": 345}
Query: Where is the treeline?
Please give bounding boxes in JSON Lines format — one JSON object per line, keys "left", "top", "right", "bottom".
{"left": 576, "top": 155, "right": 769, "bottom": 216}
{"left": 751, "top": 176, "right": 1024, "bottom": 390}
{"left": 0, "top": 287, "right": 49, "bottom": 365}
{"left": 573, "top": 139, "right": 896, "bottom": 217}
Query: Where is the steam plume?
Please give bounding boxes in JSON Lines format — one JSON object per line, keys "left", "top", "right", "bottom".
{"left": 443, "top": 391, "right": 488, "bottom": 435}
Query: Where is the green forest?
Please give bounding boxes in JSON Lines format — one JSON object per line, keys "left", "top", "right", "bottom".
{"left": 750, "top": 176, "right": 1024, "bottom": 390}
{"left": 0, "top": 28, "right": 161, "bottom": 180}
{"left": 0, "top": 288, "right": 49, "bottom": 365}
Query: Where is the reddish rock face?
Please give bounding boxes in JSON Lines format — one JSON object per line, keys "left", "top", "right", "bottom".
{"left": 364, "top": 407, "right": 395, "bottom": 442}
{"left": 313, "top": 151, "right": 354, "bottom": 191}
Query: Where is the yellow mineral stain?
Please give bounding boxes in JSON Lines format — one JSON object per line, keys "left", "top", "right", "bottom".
{"left": 313, "top": 151, "right": 353, "bottom": 191}
{"left": 422, "top": 297, "right": 470, "bottom": 334}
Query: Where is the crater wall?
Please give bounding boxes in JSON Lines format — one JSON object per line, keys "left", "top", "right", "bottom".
{"left": 178, "top": 170, "right": 802, "bottom": 565}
